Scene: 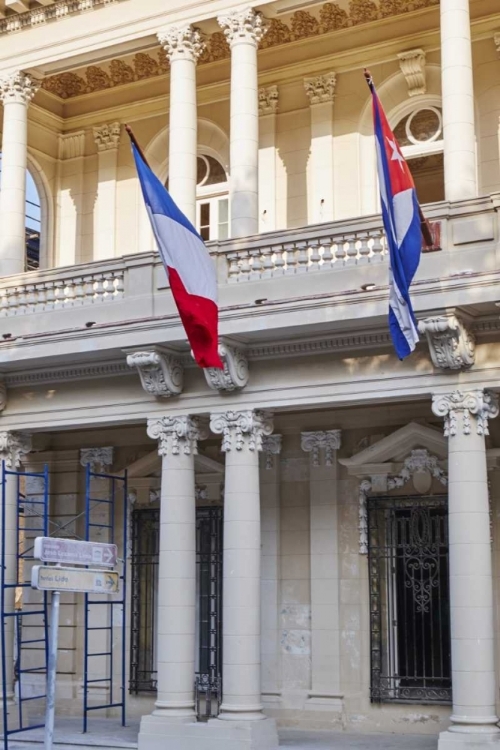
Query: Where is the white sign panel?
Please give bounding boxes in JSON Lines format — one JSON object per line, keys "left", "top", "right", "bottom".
{"left": 34, "top": 537, "right": 117, "bottom": 567}
{"left": 31, "top": 565, "right": 120, "bottom": 594}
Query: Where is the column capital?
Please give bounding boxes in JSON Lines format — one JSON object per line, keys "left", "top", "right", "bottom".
{"left": 432, "top": 389, "right": 499, "bottom": 437}
{"left": 301, "top": 429, "right": 342, "bottom": 466}
{"left": 494, "top": 31, "right": 500, "bottom": 57}
{"left": 80, "top": 447, "right": 114, "bottom": 471}
{"left": 262, "top": 434, "right": 282, "bottom": 469}
{"left": 0, "top": 431, "right": 31, "bottom": 468}
{"left": 210, "top": 409, "right": 273, "bottom": 452}
{"left": 0, "top": 71, "right": 40, "bottom": 105}
{"left": 258, "top": 85, "right": 279, "bottom": 116}
{"left": 157, "top": 24, "right": 205, "bottom": 62}
{"left": 147, "top": 415, "right": 208, "bottom": 456}
{"left": 93, "top": 122, "right": 121, "bottom": 152}
{"left": 304, "top": 72, "right": 336, "bottom": 104}
{"left": 218, "top": 7, "right": 268, "bottom": 47}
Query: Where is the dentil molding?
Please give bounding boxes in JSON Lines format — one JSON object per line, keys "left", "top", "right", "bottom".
{"left": 418, "top": 314, "right": 475, "bottom": 370}
{"left": 157, "top": 25, "right": 205, "bottom": 62}
{"left": 210, "top": 410, "right": 273, "bottom": 452}
{"left": 304, "top": 72, "right": 336, "bottom": 104}
{"left": 147, "top": 415, "right": 209, "bottom": 456}
{"left": 0, "top": 431, "right": 31, "bottom": 468}
{"left": 126, "top": 347, "right": 183, "bottom": 399}
{"left": 432, "top": 390, "right": 499, "bottom": 437}
{"left": 397, "top": 48, "right": 426, "bottom": 97}
{"left": 301, "top": 430, "right": 341, "bottom": 466}
{"left": 203, "top": 342, "right": 249, "bottom": 393}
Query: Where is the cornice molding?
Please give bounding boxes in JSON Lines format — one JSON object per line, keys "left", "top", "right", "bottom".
{"left": 0, "top": 0, "right": 121, "bottom": 36}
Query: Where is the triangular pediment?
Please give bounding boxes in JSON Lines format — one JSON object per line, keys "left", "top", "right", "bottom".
{"left": 339, "top": 422, "right": 446, "bottom": 474}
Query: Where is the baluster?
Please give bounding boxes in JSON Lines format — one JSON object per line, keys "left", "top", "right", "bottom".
{"left": 357, "top": 233, "right": 370, "bottom": 264}
{"left": 334, "top": 238, "right": 347, "bottom": 265}
{"left": 83, "top": 276, "right": 96, "bottom": 304}
{"left": 249, "top": 250, "right": 263, "bottom": 280}
{"left": 227, "top": 253, "right": 240, "bottom": 283}
{"left": 0, "top": 291, "right": 7, "bottom": 317}
{"left": 370, "top": 231, "right": 385, "bottom": 262}
{"left": 6, "top": 289, "right": 18, "bottom": 316}
{"left": 44, "top": 282, "right": 56, "bottom": 310}
{"left": 345, "top": 234, "right": 358, "bottom": 265}
{"left": 24, "top": 284, "right": 36, "bottom": 313}
{"left": 273, "top": 246, "right": 285, "bottom": 276}
{"left": 320, "top": 238, "right": 333, "bottom": 269}
{"left": 102, "top": 272, "right": 114, "bottom": 300}
{"left": 296, "top": 242, "right": 309, "bottom": 273}
{"left": 115, "top": 272, "right": 125, "bottom": 298}
{"left": 238, "top": 252, "right": 251, "bottom": 281}
{"left": 53, "top": 280, "right": 64, "bottom": 307}
{"left": 65, "top": 279, "right": 76, "bottom": 306}
{"left": 94, "top": 274, "right": 105, "bottom": 302}
{"left": 309, "top": 240, "right": 321, "bottom": 271}
{"left": 17, "top": 286, "right": 28, "bottom": 315}
{"left": 72, "top": 277, "right": 84, "bottom": 305}
{"left": 261, "top": 247, "right": 274, "bottom": 278}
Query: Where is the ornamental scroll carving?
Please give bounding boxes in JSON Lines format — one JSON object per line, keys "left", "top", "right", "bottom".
{"left": 432, "top": 390, "right": 499, "bottom": 437}
{"left": 210, "top": 410, "right": 273, "bottom": 452}
{"left": 418, "top": 315, "right": 475, "bottom": 371}
{"left": 126, "top": 348, "right": 183, "bottom": 399}
{"left": 301, "top": 430, "right": 342, "bottom": 466}
{"left": 203, "top": 342, "right": 249, "bottom": 393}
{"left": 397, "top": 48, "right": 426, "bottom": 97}
{"left": 147, "top": 415, "right": 209, "bottom": 457}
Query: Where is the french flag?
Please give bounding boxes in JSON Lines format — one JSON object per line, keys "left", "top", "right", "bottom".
{"left": 132, "top": 143, "right": 223, "bottom": 369}
{"left": 367, "top": 74, "right": 421, "bottom": 359}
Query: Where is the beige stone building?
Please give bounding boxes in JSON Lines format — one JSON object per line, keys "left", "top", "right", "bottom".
{"left": 0, "top": 1, "right": 500, "bottom": 749}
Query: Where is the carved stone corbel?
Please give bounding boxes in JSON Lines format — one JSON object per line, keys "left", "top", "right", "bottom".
{"left": 203, "top": 341, "right": 249, "bottom": 393}
{"left": 126, "top": 347, "right": 183, "bottom": 398}
{"left": 397, "top": 49, "right": 426, "bottom": 97}
{"left": 418, "top": 314, "right": 475, "bottom": 370}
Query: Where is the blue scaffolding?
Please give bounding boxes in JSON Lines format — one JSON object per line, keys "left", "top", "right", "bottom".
{"left": 83, "top": 463, "right": 127, "bottom": 732}
{"left": 1, "top": 460, "right": 49, "bottom": 750}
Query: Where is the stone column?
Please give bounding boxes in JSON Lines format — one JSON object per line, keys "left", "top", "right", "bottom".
{"left": 138, "top": 416, "right": 207, "bottom": 748}
{"left": 218, "top": 8, "right": 268, "bottom": 238}
{"left": 0, "top": 71, "right": 40, "bottom": 276}
{"left": 440, "top": 0, "right": 477, "bottom": 200}
{"left": 0, "top": 431, "right": 31, "bottom": 704}
{"left": 56, "top": 132, "right": 85, "bottom": 267}
{"left": 93, "top": 123, "right": 121, "bottom": 261}
{"left": 301, "top": 430, "right": 343, "bottom": 714}
{"left": 208, "top": 410, "right": 278, "bottom": 749}
{"left": 432, "top": 390, "right": 499, "bottom": 749}
{"left": 258, "top": 86, "right": 278, "bottom": 233}
{"left": 158, "top": 26, "right": 204, "bottom": 226}
{"left": 304, "top": 73, "right": 336, "bottom": 224}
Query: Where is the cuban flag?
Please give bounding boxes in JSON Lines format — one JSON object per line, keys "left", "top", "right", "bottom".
{"left": 132, "top": 143, "right": 223, "bottom": 369}
{"left": 368, "top": 75, "right": 421, "bottom": 359}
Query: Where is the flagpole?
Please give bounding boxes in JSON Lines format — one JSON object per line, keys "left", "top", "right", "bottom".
{"left": 363, "top": 69, "right": 435, "bottom": 250}
{"left": 125, "top": 124, "right": 150, "bottom": 168}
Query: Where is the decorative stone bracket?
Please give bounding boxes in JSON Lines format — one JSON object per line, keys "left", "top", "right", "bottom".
{"left": 203, "top": 341, "right": 249, "bottom": 393}
{"left": 418, "top": 314, "right": 475, "bottom": 370}
{"left": 397, "top": 48, "right": 426, "bottom": 97}
{"left": 126, "top": 347, "right": 183, "bottom": 399}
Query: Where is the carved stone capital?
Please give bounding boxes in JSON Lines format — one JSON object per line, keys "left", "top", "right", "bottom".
{"left": 0, "top": 432, "right": 31, "bottom": 468}
{"left": 301, "top": 430, "right": 341, "bottom": 466}
{"left": 259, "top": 85, "right": 278, "bottom": 115}
{"left": 210, "top": 410, "right": 273, "bottom": 452}
{"left": 58, "top": 132, "right": 85, "bottom": 160}
{"left": 218, "top": 7, "right": 268, "bottom": 48}
{"left": 195, "top": 484, "right": 208, "bottom": 503}
{"left": 147, "top": 415, "right": 208, "bottom": 457}
{"left": 203, "top": 342, "right": 249, "bottom": 393}
{"left": 432, "top": 390, "right": 499, "bottom": 437}
{"left": 0, "top": 71, "right": 40, "bottom": 105}
{"left": 397, "top": 48, "right": 426, "bottom": 97}
{"left": 93, "top": 122, "right": 121, "bottom": 151}
{"left": 262, "top": 434, "right": 282, "bottom": 469}
{"left": 418, "top": 314, "right": 475, "bottom": 370}
{"left": 157, "top": 24, "right": 205, "bottom": 62}
{"left": 149, "top": 488, "right": 160, "bottom": 504}
{"left": 80, "top": 447, "right": 113, "bottom": 471}
{"left": 126, "top": 347, "right": 183, "bottom": 399}
{"left": 304, "top": 72, "right": 336, "bottom": 104}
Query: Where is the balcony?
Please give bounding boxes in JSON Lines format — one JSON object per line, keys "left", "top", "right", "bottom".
{"left": 0, "top": 194, "right": 499, "bottom": 370}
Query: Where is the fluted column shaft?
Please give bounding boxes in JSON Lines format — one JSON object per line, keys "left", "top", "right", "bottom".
{"left": 0, "top": 72, "right": 39, "bottom": 276}
{"left": 440, "top": 0, "right": 477, "bottom": 200}
{"left": 159, "top": 26, "right": 204, "bottom": 226}
{"left": 146, "top": 416, "right": 207, "bottom": 721}
{"left": 432, "top": 390, "right": 499, "bottom": 744}
{"left": 218, "top": 9, "right": 267, "bottom": 238}
{"left": 210, "top": 410, "right": 273, "bottom": 720}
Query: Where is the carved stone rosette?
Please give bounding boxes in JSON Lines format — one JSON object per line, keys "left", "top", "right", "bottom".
{"left": 397, "top": 48, "right": 426, "bottom": 97}
{"left": 157, "top": 24, "right": 205, "bottom": 62}
{"left": 258, "top": 85, "right": 279, "bottom": 115}
{"left": 126, "top": 348, "right": 183, "bottom": 399}
{"left": 0, "top": 71, "right": 40, "bottom": 105}
{"left": 93, "top": 122, "right": 121, "bottom": 151}
{"left": 0, "top": 432, "right": 31, "bottom": 469}
{"left": 262, "top": 434, "right": 282, "bottom": 470}
{"left": 218, "top": 7, "right": 268, "bottom": 47}
{"left": 418, "top": 315, "right": 475, "bottom": 370}
{"left": 147, "top": 415, "right": 208, "bottom": 457}
{"left": 203, "top": 342, "right": 249, "bottom": 393}
{"left": 80, "top": 447, "right": 114, "bottom": 471}
{"left": 432, "top": 390, "right": 499, "bottom": 437}
{"left": 301, "top": 429, "right": 342, "bottom": 466}
{"left": 210, "top": 410, "right": 273, "bottom": 452}
{"left": 304, "top": 72, "right": 336, "bottom": 104}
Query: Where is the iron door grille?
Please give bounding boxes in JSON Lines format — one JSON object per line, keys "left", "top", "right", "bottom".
{"left": 368, "top": 495, "right": 452, "bottom": 704}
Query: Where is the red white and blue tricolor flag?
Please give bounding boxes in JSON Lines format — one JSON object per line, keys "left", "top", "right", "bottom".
{"left": 131, "top": 141, "right": 223, "bottom": 369}
{"left": 367, "top": 73, "right": 421, "bottom": 359}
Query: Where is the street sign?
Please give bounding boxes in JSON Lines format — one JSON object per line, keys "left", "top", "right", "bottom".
{"left": 34, "top": 537, "right": 117, "bottom": 567}
{"left": 31, "top": 565, "right": 119, "bottom": 595}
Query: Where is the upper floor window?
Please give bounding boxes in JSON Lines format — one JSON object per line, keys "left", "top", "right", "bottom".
{"left": 393, "top": 107, "right": 444, "bottom": 205}
{"left": 0, "top": 155, "right": 41, "bottom": 270}
{"left": 195, "top": 155, "right": 229, "bottom": 242}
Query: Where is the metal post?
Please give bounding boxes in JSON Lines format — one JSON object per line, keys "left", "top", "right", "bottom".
{"left": 44, "top": 590, "right": 60, "bottom": 750}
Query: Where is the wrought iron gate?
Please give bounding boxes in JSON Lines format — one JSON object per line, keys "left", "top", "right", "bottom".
{"left": 368, "top": 495, "right": 451, "bottom": 704}
{"left": 129, "top": 506, "right": 223, "bottom": 719}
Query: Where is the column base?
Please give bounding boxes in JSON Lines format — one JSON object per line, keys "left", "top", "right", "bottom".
{"left": 439, "top": 730, "right": 500, "bottom": 750}
{"left": 138, "top": 714, "right": 279, "bottom": 750}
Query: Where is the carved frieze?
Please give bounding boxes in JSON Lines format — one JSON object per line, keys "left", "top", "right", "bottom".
{"left": 397, "top": 48, "right": 426, "bottom": 97}
{"left": 418, "top": 315, "right": 475, "bottom": 370}
{"left": 203, "top": 342, "right": 249, "bottom": 393}
{"left": 126, "top": 348, "right": 183, "bottom": 399}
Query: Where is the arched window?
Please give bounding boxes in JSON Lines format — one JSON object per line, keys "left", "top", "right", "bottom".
{"left": 0, "top": 155, "right": 41, "bottom": 270}
{"left": 393, "top": 107, "right": 444, "bottom": 204}
{"left": 196, "top": 154, "right": 229, "bottom": 242}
